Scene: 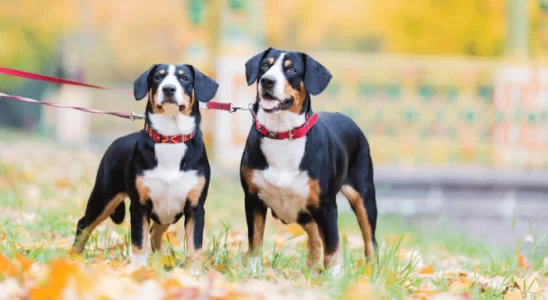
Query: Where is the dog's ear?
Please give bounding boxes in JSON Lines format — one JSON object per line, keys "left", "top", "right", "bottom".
{"left": 133, "top": 64, "right": 156, "bottom": 101}
{"left": 245, "top": 47, "right": 272, "bottom": 86}
{"left": 302, "top": 53, "right": 332, "bottom": 96}
{"left": 191, "top": 66, "right": 219, "bottom": 103}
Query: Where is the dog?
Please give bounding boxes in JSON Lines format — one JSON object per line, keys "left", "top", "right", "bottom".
{"left": 71, "top": 64, "right": 219, "bottom": 267}
{"left": 240, "top": 48, "right": 378, "bottom": 274}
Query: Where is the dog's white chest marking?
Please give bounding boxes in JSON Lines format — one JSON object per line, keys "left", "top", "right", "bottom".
{"left": 142, "top": 143, "right": 199, "bottom": 224}
{"left": 252, "top": 137, "right": 311, "bottom": 223}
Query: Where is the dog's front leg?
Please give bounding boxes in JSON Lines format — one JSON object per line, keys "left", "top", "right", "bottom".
{"left": 245, "top": 193, "right": 267, "bottom": 273}
{"left": 183, "top": 204, "right": 205, "bottom": 275}
{"left": 129, "top": 200, "right": 152, "bottom": 267}
{"left": 312, "top": 202, "right": 342, "bottom": 276}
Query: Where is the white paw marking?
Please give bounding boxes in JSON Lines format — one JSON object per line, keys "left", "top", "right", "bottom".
{"left": 248, "top": 256, "right": 263, "bottom": 274}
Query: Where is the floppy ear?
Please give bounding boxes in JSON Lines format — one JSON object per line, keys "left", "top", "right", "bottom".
{"left": 133, "top": 64, "right": 156, "bottom": 101}
{"left": 303, "top": 54, "right": 332, "bottom": 96}
{"left": 245, "top": 47, "right": 272, "bottom": 86}
{"left": 191, "top": 66, "right": 219, "bottom": 103}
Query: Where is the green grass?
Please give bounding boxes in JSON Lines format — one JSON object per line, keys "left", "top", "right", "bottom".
{"left": 0, "top": 136, "right": 546, "bottom": 299}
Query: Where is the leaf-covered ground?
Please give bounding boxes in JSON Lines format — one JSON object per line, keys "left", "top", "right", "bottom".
{"left": 0, "top": 130, "right": 547, "bottom": 299}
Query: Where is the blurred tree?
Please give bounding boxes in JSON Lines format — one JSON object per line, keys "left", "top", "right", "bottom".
{"left": 0, "top": 0, "right": 77, "bottom": 89}
{"left": 367, "top": 0, "right": 506, "bottom": 56}
{"left": 265, "top": 0, "right": 511, "bottom": 56}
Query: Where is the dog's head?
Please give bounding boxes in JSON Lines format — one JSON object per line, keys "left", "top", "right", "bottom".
{"left": 133, "top": 64, "right": 218, "bottom": 116}
{"left": 245, "top": 48, "right": 332, "bottom": 114}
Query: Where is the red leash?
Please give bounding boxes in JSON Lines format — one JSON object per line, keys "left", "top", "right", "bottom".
{"left": 0, "top": 67, "right": 133, "bottom": 95}
{"left": 0, "top": 67, "right": 247, "bottom": 120}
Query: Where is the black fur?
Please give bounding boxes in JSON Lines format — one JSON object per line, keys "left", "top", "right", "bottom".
{"left": 240, "top": 48, "right": 378, "bottom": 267}
{"left": 73, "top": 64, "right": 217, "bottom": 259}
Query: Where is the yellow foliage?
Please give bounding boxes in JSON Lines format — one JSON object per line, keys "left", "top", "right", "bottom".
{"left": 0, "top": 0, "right": 77, "bottom": 88}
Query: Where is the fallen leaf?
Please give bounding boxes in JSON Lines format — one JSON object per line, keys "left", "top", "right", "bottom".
{"left": 286, "top": 224, "right": 305, "bottom": 236}
{"left": 344, "top": 279, "right": 377, "bottom": 299}
{"left": 55, "top": 178, "right": 70, "bottom": 189}
{"left": 14, "top": 254, "right": 32, "bottom": 273}
{"left": 419, "top": 265, "right": 435, "bottom": 275}
{"left": 516, "top": 251, "right": 530, "bottom": 270}
{"left": 504, "top": 288, "right": 523, "bottom": 300}
{"left": 0, "top": 231, "right": 6, "bottom": 243}
{"left": 449, "top": 281, "right": 467, "bottom": 293}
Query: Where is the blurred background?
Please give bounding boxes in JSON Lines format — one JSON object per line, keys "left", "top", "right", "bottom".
{"left": 0, "top": 0, "right": 547, "bottom": 246}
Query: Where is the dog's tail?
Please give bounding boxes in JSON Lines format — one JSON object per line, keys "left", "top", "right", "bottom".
{"left": 110, "top": 202, "right": 126, "bottom": 224}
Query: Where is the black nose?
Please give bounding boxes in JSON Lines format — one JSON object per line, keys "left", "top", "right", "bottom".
{"left": 162, "top": 85, "right": 176, "bottom": 96}
{"left": 260, "top": 77, "right": 276, "bottom": 89}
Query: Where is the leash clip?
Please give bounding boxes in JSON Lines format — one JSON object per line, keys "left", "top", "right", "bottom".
{"left": 229, "top": 102, "right": 252, "bottom": 113}
{"left": 129, "top": 112, "right": 145, "bottom": 121}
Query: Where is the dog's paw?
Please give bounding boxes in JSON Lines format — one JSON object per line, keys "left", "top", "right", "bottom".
{"left": 328, "top": 263, "right": 343, "bottom": 278}
{"left": 129, "top": 252, "right": 149, "bottom": 267}
{"left": 247, "top": 256, "right": 263, "bottom": 274}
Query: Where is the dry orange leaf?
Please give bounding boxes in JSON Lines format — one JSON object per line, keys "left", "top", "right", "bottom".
{"left": 418, "top": 265, "right": 435, "bottom": 275}
{"left": 0, "top": 230, "right": 6, "bottom": 243}
{"left": 516, "top": 251, "right": 530, "bottom": 270}
{"left": 55, "top": 178, "right": 70, "bottom": 189}
{"left": 449, "top": 281, "right": 467, "bottom": 293}
{"left": 14, "top": 253, "right": 32, "bottom": 273}
{"left": 504, "top": 288, "right": 523, "bottom": 300}
{"left": 0, "top": 254, "right": 17, "bottom": 277}
{"left": 344, "top": 279, "right": 377, "bottom": 299}
{"left": 286, "top": 224, "right": 305, "bottom": 236}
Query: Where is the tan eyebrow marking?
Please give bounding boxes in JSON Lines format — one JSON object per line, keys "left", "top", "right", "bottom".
{"left": 267, "top": 58, "right": 274, "bottom": 65}
{"left": 284, "top": 60, "right": 292, "bottom": 67}
{"left": 178, "top": 70, "right": 184, "bottom": 75}
{"left": 159, "top": 69, "right": 165, "bottom": 75}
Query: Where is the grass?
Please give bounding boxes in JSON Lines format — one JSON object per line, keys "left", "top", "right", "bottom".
{"left": 0, "top": 132, "right": 546, "bottom": 299}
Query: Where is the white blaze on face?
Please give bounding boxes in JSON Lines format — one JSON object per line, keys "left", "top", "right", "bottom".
{"left": 259, "top": 53, "right": 286, "bottom": 111}
{"left": 156, "top": 65, "right": 184, "bottom": 106}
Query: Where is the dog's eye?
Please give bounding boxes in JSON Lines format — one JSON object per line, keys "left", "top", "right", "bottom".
{"left": 261, "top": 62, "right": 269, "bottom": 70}
{"left": 288, "top": 67, "right": 296, "bottom": 73}
{"left": 154, "top": 75, "right": 162, "bottom": 81}
{"left": 181, "top": 76, "right": 189, "bottom": 81}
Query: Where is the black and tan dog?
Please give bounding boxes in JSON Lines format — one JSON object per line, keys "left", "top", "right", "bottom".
{"left": 240, "top": 48, "right": 378, "bottom": 274}
{"left": 72, "top": 64, "right": 218, "bottom": 267}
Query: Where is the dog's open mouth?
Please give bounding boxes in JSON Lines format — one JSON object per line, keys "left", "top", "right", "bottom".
{"left": 157, "top": 99, "right": 185, "bottom": 111}
{"left": 260, "top": 93, "right": 293, "bottom": 113}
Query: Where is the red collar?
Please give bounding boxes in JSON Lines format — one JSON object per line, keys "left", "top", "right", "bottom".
{"left": 144, "top": 123, "right": 196, "bottom": 144}
{"left": 250, "top": 110, "right": 318, "bottom": 140}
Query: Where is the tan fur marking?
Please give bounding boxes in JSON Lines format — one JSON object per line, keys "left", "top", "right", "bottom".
{"left": 135, "top": 176, "right": 150, "bottom": 204}
{"left": 284, "top": 60, "right": 292, "bottom": 67}
{"left": 159, "top": 69, "right": 165, "bottom": 75}
{"left": 187, "top": 176, "right": 206, "bottom": 206}
{"left": 249, "top": 211, "right": 265, "bottom": 255}
{"left": 302, "top": 222, "right": 322, "bottom": 269}
{"left": 150, "top": 89, "right": 162, "bottom": 114}
{"left": 267, "top": 57, "right": 274, "bottom": 65}
{"left": 180, "top": 92, "right": 193, "bottom": 116}
{"left": 341, "top": 184, "right": 375, "bottom": 260}
{"left": 71, "top": 193, "right": 126, "bottom": 253}
{"left": 287, "top": 81, "right": 307, "bottom": 114}
{"left": 241, "top": 167, "right": 259, "bottom": 194}
{"left": 132, "top": 216, "right": 150, "bottom": 255}
{"left": 307, "top": 179, "right": 321, "bottom": 208}
{"left": 150, "top": 222, "right": 169, "bottom": 252}
{"left": 178, "top": 70, "right": 184, "bottom": 75}
{"left": 185, "top": 218, "right": 196, "bottom": 259}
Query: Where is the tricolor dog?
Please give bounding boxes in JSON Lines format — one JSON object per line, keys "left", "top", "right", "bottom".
{"left": 72, "top": 64, "right": 218, "bottom": 267}
{"left": 240, "top": 48, "right": 378, "bottom": 273}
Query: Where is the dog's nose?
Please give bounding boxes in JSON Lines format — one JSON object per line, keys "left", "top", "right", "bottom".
{"left": 260, "top": 77, "right": 276, "bottom": 89}
{"left": 162, "top": 85, "right": 176, "bottom": 96}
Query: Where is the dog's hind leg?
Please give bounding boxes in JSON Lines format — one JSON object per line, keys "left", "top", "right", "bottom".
{"left": 341, "top": 145, "right": 378, "bottom": 262}
{"left": 71, "top": 188, "right": 126, "bottom": 253}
